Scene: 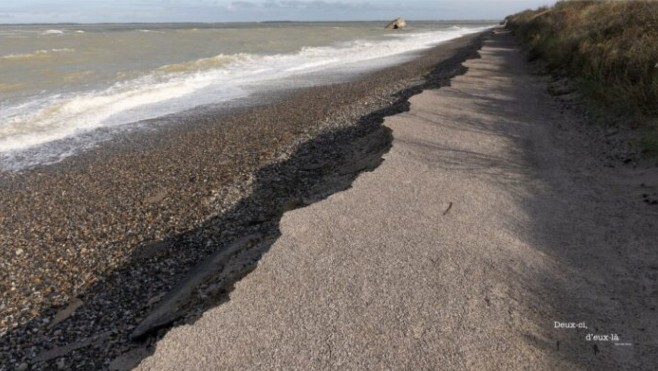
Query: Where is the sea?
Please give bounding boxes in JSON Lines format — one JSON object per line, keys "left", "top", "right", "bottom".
{"left": 0, "top": 21, "right": 492, "bottom": 170}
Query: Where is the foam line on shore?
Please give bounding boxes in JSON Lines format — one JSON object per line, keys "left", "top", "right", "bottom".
{"left": 0, "top": 25, "right": 492, "bottom": 170}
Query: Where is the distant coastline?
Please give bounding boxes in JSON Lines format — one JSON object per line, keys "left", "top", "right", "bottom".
{"left": 0, "top": 19, "right": 499, "bottom": 26}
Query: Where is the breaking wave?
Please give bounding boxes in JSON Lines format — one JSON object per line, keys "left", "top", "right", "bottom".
{"left": 0, "top": 25, "right": 492, "bottom": 170}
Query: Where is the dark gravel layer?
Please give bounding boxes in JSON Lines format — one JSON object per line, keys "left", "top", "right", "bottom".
{"left": 0, "top": 31, "right": 488, "bottom": 370}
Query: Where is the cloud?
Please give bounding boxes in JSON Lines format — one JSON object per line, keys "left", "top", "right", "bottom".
{"left": 230, "top": 1, "right": 257, "bottom": 9}
{"left": 0, "top": 0, "right": 554, "bottom": 23}
{"left": 279, "top": 1, "right": 373, "bottom": 10}
{"left": 238, "top": 1, "right": 393, "bottom": 12}
{"left": 222, "top": 0, "right": 396, "bottom": 16}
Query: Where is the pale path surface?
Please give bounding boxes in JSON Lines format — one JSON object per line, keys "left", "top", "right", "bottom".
{"left": 137, "top": 31, "right": 658, "bottom": 370}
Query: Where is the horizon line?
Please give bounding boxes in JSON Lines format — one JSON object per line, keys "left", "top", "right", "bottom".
{"left": 0, "top": 19, "right": 502, "bottom": 26}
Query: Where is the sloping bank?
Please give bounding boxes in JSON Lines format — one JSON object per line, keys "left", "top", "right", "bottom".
{"left": 505, "top": 0, "right": 658, "bottom": 155}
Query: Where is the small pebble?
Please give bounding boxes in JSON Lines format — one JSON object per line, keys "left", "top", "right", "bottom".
{"left": 15, "top": 248, "right": 24, "bottom": 256}
{"left": 17, "top": 363, "right": 28, "bottom": 371}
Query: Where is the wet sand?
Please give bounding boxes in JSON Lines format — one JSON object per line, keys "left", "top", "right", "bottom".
{"left": 1, "top": 32, "right": 487, "bottom": 369}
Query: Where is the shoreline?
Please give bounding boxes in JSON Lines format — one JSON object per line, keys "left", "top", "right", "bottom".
{"left": 1, "top": 31, "right": 489, "bottom": 369}
{"left": 137, "top": 29, "right": 658, "bottom": 371}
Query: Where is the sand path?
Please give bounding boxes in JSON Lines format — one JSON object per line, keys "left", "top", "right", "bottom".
{"left": 135, "top": 31, "right": 657, "bottom": 370}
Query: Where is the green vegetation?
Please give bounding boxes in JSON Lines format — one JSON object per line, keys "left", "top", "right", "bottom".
{"left": 640, "top": 129, "right": 658, "bottom": 156}
{"left": 506, "top": 0, "right": 658, "bottom": 125}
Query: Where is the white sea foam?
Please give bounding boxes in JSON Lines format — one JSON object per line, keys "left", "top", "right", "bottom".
{"left": 0, "top": 50, "right": 50, "bottom": 59}
{"left": 0, "top": 48, "right": 75, "bottom": 60}
{"left": 0, "top": 25, "right": 491, "bottom": 170}
{"left": 42, "top": 29, "right": 64, "bottom": 35}
{"left": 157, "top": 53, "right": 251, "bottom": 74}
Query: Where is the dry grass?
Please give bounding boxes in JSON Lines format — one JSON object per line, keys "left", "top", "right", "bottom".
{"left": 506, "top": 1, "right": 658, "bottom": 120}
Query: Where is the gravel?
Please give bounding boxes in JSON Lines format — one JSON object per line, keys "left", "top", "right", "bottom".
{"left": 0, "top": 32, "right": 487, "bottom": 370}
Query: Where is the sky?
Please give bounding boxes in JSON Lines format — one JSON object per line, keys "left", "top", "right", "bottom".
{"left": 0, "top": 0, "right": 555, "bottom": 24}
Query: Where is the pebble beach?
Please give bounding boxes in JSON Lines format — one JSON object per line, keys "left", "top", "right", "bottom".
{"left": 0, "top": 32, "right": 487, "bottom": 370}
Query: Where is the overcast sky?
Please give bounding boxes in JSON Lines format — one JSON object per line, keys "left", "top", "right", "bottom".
{"left": 0, "top": 0, "right": 554, "bottom": 24}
